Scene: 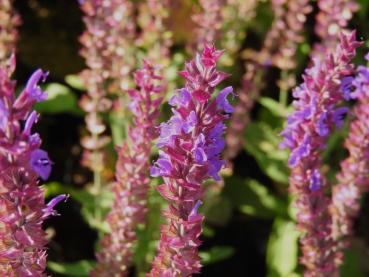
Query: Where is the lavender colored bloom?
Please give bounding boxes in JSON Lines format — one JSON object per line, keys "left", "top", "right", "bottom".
{"left": 149, "top": 45, "right": 233, "bottom": 276}
{"left": 30, "top": 149, "right": 52, "bottom": 181}
{"left": 341, "top": 76, "right": 354, "bottom": 100}
{"left": 216, "top": 86, "right": 235, "bottom": 113}
{"left": 281, "top": 32, "right": 360, "bottom": 275}
{"left": 25, "top": 69, "right": 48, "bottom": 102}
{"left": 309, "top": 169, "right": 322, "bottom": 191}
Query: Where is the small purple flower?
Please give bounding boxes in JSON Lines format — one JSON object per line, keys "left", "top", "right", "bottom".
{"left": 30, "top": 149, "right": 52, "bottom": 180}
{"left": 25, "top": 69, "right": 48, "bottom": 102}
{"left": 216, "top": 86, "right": 234, "bottom": 113}
{"left": 23, "top": 111, "right": 38, "bottom": 136}
{"left": 316, "top": 112, "right": 329, "bottom": 137}
{"left": 150, "top": 153, "right": 172, "bottom": 177}
{"left": 44, "top": 194, "right": 69, "bottom": 217}
{"left": 333, "top": 107, "right": 349, "bottom": 129}
{"left": 169, "top": 88, "right": 191, "bottom": 107}
{"left": 0, "top": 99, "right": 8, "bottom": 131}
{"left": 183, "top": 111, "right": 198, "bottom": 134}
{"left": 341, "top": 76, "right": 354, "bottom": 100}
{"left": 309, "top": 169, "right": 322, "bottom": 191}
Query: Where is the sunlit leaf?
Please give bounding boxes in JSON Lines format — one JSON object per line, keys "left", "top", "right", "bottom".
{"left": 34, "top": 83, "right": 82, "bottom": 115}
{"left": 65, "top": 74, "right": 85, "bottom": 90}
{"left": 244, "top": 122, "right": 289, "bottom": 184}
{"left": 223, "top": 177, "right": 287, "bottom": 219}
{"left": 200, "top": 246, "right": 235, "bottom": 265}
{"left": 48, "top": 260, "right": 95, "bottom": 277}
{"left": 266, "top": 218, "right": 300, "bottom": 277}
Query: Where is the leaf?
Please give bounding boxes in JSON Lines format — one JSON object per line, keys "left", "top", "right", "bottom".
{"left": 65, "top": 74, "right": 85, "bottom": 90}
{"left": 44, "top": 182, "right": 113, "bottom": 233}
{"left": 223, "top": 177, "right": 287, "bottom": 219}
{"left": 48, "top": 260, "right": 95, "bottom": 277}
{"left": 340, "top": 240, "right": 368, "bottom": 277}
{"left": 203, "top": 194, "right": 232, "bottom": 226}
{"left": 266, "top": 218, "right": 300, "bottom": 277}
{"left": 244, "top": 122, "right": 289, "bottom": 184}
{"left": 199, "top": 246, "right": 235, "bottom": 265}
{"left": 34, "top": 83, "right": 82, "bottom": 115}
{"left": 258, "top": 97, "right": 292, "bottom": 118}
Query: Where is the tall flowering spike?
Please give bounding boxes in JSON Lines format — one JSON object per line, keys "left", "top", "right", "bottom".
{"left": 332, "top": 61, "right": 369, "bottom": 259}
{"left": 192, "top": 0, "right": 225, "bottom": 50}
{"left": 225, "top": 0, "right": 312, "bottom": 160}
{"left": 148, "top": 45, "right": 233, "bottom": 276}
{"left": 0, "top": 0, "right": 20, "bottom": 63}
{"left": 221, "top": 0, "right": 258, "bottom": 56}
{"left": 78, "top": 0, "right": 136, "bottom": 174}
{"left": 312, "top": 0, "right": 358, "bottom": 59}
{"left": 91, "top": 61, "right": 164, "bottom": 277}
{"left": 0, "top": 57, "right": 66, "bottom": 276}
{"left": 137, "top": 0, "right": 172, "bottom": 65}
{"left": 281, "top": 32, "right": 360, "bottom": 276}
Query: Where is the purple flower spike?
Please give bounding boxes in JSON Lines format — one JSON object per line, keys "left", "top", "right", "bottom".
{"left": 91, "top": 61, "right": 164, "bottom": 277}
{"left": 332, "top": 57, "right": 369, "bottom": 268}
{"left": 149, "top": 45, "right": 233, "bottom": 276}
{"left": 281, "top": 32, "right": 360, "bottom": 275}
{"left": 0, "top": 57, "right": 61, "bottom": 276}
{"left": 30, "top": 149, "right": 52, "bottom": 180}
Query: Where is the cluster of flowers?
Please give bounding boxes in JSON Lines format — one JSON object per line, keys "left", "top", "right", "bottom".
{"left": 149, "top": 45, "right": 234, "bottom": 276}
{"left": 0, "top": 56, "right": 66, "bottom": 276}
{"left": 281, "top": 32, "right": 361, "bottom": 275}
{"left": 92, "top": 61, "right": 164, "bottom": 276}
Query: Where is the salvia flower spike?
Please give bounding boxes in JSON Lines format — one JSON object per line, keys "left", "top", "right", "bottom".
{"left": 312, "top": 0, "right": 358, "bottom": 59}
{"left": 91, "top": 60, "right": 164, "bottom": 277}
{"left": 0, "top": 56, "right": 66, "bottom": 276}
{"left": 78, "top": 0, "right": 136, "bottom": 174}
{"left": 280, "top": 31, "right": 360, "bottom": 276}
{"left": 148, "top": 45, "right": 234, "bottom": 276}
{"left": 332, "top": 58, "right": 369, "bottom": 257}
{"left": 0, "top": 0, "right": 20, "bottom": 63}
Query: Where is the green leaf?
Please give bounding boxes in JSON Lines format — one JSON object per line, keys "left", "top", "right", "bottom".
{"left": 34, "top": 83, "right": 82, "bottom": 115}
{"left": 244, "top": 122, "right": 289, "bottom": 184}
{"left": 266, "top": 218, "right": 300, "bottom": 277}
{"left": 44, "top": 182, "right": 113, "bottom": 233}
{"left": 200, "top": 246, "right": 235, "bottom": 265}
{"left": 258, "top": 97, "right": 292, "bottom": 118}
{"left": 340, "top": 240, "right": 368, "bottom": 277}
{"left": 48, "top": 260, "right": 95, "bottom": 277}
{"left": 203, "top": 194, "right": 232, "bottom": 226}
{"left": 65, "top": 74, "right": 85, "bottom": 90}
{"left": 223, "top": 177, "right": 287, "bottom": 219}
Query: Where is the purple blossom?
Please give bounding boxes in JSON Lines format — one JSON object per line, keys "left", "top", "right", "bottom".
{"left": 341, "top": 76, "right": 354, "bottom": 100}
{"left": 30, "top": 149, "right": 52, "bottom": 181}
{"left": 216, "top": 86, "right": 234, "bottom": 113}
{"left": 25, "top": 69, "right": 48, "bottom": 102}
{"left": 309, "top": 169, "right": 322, "bottom": 191}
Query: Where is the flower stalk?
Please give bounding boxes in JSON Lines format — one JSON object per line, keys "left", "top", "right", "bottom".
{"left": 0, "top": 56, "right": 66, "bottom": 276}
{"left": 149, "top": 45, "right": 234, "bottom": 276}
{"left": 91, "top": 61, "right": 164, "bottom": 277}
{"left": 281, "top": 32, "right": 360, "bottom": 276}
